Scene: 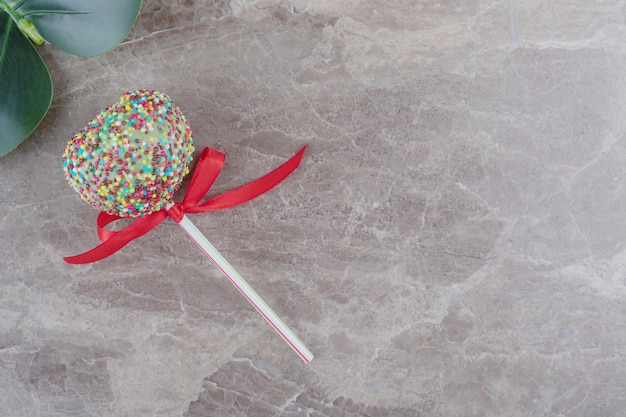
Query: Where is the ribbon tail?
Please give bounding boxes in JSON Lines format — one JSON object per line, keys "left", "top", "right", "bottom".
{"left": 188, "top": 145, "right": 308, "bottom": 212}
{"left": 63, "top": 211, "right": 168, "bottom": 264}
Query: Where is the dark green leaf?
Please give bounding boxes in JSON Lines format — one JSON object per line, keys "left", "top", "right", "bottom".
{"left": 0, "top": 12, "right": 52, "bottom": 157}
{"left": 16, "top": 0, "right": 142, "bottom": 57}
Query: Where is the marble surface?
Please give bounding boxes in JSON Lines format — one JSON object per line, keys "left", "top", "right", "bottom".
{"left": 2, "top": 1, "right": 626, "bottom": 416}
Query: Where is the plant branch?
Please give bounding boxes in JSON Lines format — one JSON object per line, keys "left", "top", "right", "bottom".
{"left": 0, "top": 0, "right": 22, "bottom": 21}
{"left": 0, "top": 0, "right": 44, "bottom": 44}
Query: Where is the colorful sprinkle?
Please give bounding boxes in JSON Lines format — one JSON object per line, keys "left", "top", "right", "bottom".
{"left": 63, "top": 90, "right": 194, "bottom": 217}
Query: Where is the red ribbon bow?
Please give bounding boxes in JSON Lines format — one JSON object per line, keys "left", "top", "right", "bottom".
{"left": 64, "top": 145, "right": 307, "bottom": 264}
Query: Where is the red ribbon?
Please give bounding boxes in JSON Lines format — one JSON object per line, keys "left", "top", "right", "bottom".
{"left": 64, "top": 145, "right": 307, "bottom": 264}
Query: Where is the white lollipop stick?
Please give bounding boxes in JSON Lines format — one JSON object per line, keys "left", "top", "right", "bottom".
{"left": 177, "top": 214, "right": 314, "bottom": 363}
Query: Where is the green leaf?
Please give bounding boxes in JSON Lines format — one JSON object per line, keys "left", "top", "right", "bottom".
{"left": 16, "top": 0, "right": 142, "bottom": 57}
{"left": 0, "top": 12, "right": 52, "bottom": 157}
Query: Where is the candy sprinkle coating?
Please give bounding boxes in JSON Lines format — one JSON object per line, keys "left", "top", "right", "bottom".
{"left": 63, "top": 90, "right": 194, "bottom": 217}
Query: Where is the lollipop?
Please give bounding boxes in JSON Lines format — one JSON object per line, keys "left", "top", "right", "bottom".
{"left": 63, "top": 90, "right": 313, "bottom": 363}
{"left": 63, "top": 90, "right": 194, "bottom": 217}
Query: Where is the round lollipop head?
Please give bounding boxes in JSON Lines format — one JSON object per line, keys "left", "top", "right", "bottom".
{"left": 63, "top": 90, "right": 194, "bottom": 217}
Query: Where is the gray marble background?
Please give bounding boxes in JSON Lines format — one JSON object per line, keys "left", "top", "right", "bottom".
{"left": 2, "top": 1, "right": 626, "bottom": 416}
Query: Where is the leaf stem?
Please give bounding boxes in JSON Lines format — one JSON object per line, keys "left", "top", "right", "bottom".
{"left": 0, "top": 0, "right": 20, "bottom": 20}
{"left": 0, "top": 0, "right": 44, "bottom": 44}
